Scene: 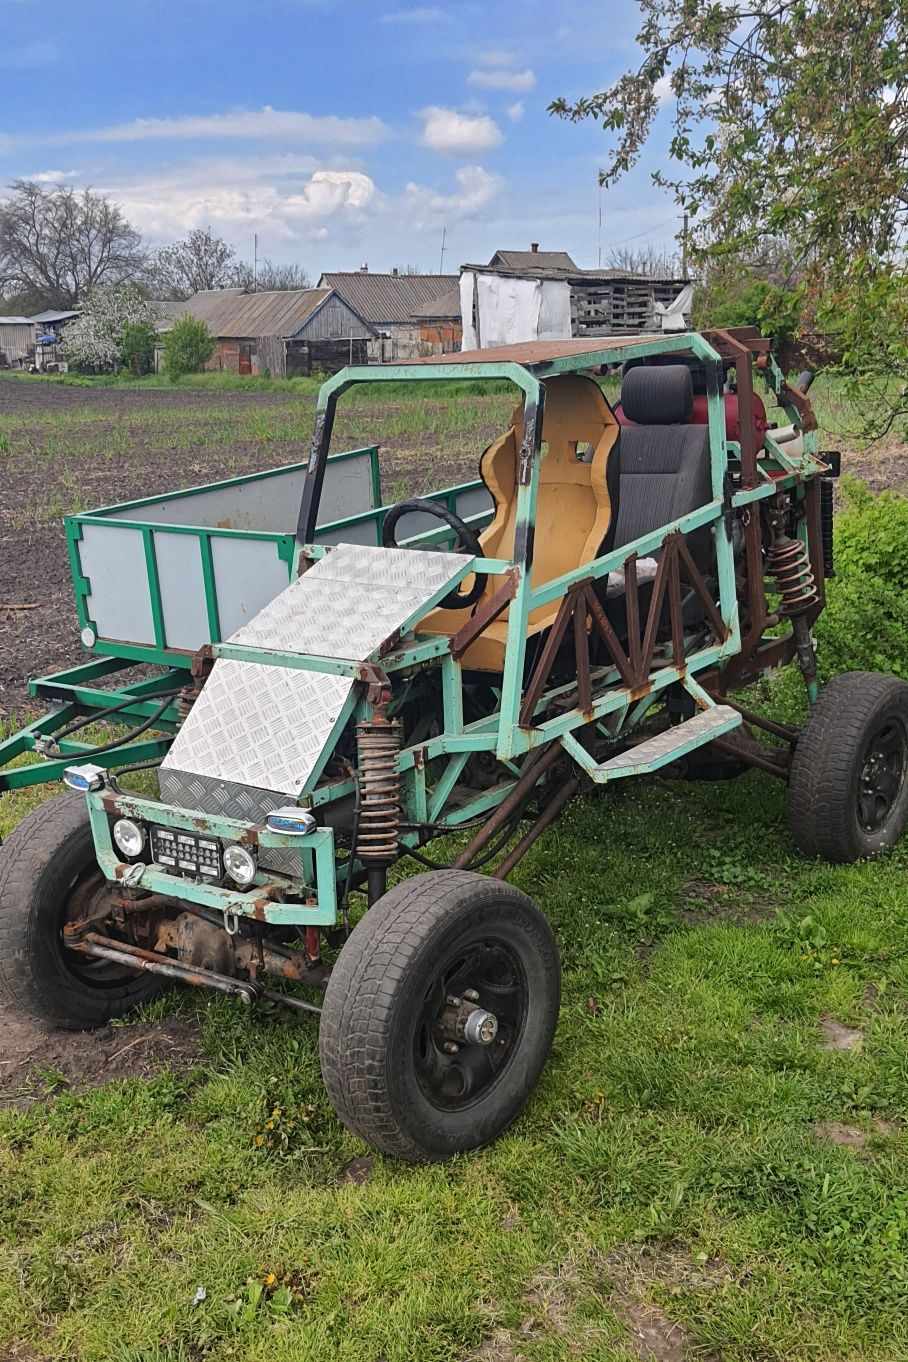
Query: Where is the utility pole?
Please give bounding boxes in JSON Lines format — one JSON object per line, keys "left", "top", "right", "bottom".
{"left": 597, "top": 170, "right": 603, "bottom": 269}
{"left": 253, "top": 233, "right": 258, "bottom": 293}
{"left": 439, "top": 226, "right": 447, "bottom": 274}
{"left": 681, "top": 212, "right": 689, "bottom": 278}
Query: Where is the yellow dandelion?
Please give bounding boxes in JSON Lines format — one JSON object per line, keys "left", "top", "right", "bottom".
{"left": 831, "top": 958, "right": 840, "bottom": 966}
{"left": 254, "top": 1135, "right": 264, "bottom": 1145}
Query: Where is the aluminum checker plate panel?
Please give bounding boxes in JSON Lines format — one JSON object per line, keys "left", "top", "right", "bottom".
{"left": 227, "top": 541, "right": 469, "bottom": 660}
{"left": 160, "top": 543, "right": 466, "bottom": 816}
{"left": 161, "top": 657, "right": 354, "bottom": 796}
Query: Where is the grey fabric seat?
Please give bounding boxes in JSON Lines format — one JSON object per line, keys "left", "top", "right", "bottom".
{"left": 603, "top": 365, "right": 715, "bottom": 636}
{"left": 612, "top": 364, "right": 713, "bottom": 572}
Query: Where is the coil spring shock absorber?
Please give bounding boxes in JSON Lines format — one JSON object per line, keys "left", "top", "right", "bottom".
{"left": 766, "top": 508, "right": 821, "bottom": 698}
{"left": 766, "top": 529, "right": 818, "bottom": 618}
{"left": 355, "top": 704, "right": 402, "bottom": 904}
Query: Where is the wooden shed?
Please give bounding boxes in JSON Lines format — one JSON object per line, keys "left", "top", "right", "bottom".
{"left": 161, "top": 287, "right": 376, "bottom": 377}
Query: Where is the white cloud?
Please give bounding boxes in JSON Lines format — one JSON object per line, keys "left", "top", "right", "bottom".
{"left": 468, "top": 68, "right": 536, "bottom": 93}
{"left": 46, "top": 107, "right": 389, "bottom": 148}
{"left": 419, "top": 106, "right": 503, "bottom": 158}
{"left": 506, "top": 102, "right": 525, "bottom": 123}
{"left": 381, "top": 6, "right": 449, "bottom": 22}
{"left": 99, "top": 159, "right": 377, "bottom": 244}
{"left": 404, "top": 165, "right": 502, "bottom": 226}
{"left": 653, "top": 74, "right": 674, "bottom": 107}
{"left": 28, "top": 168, "right": 79, "bottom": 183}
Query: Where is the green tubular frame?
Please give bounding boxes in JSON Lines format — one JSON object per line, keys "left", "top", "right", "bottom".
{"left": 3, "top": 331, "right": 827, "bottom": 932}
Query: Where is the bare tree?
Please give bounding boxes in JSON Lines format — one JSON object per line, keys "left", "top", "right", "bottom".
{"left": 0, "top": 180, "right": 146, "bottom": 312}
{"left": 605, "top": 245, "right": 681, "bottom": 278}
{"left": 227, "top": 257, "right": 311, "bottom": 292}
{"left": 149, "top": 228, "right": 237, "bottom": 300}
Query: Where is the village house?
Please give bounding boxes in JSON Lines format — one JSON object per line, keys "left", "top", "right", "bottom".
{"left": 460, "top": 244, "right": 691, "bottom": 349}
{"left": 156, "top": 287, "right": 376, "bottom": 377}
{"left": 317, "top": 268, "right": 461, "bottom": 361}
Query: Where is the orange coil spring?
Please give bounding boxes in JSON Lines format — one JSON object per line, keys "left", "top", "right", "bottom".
{"left": 767, "top": 533, "right": 818, "bottom": 617}
{"left": 355, "top": 716, "right": 402, "bottom": 865}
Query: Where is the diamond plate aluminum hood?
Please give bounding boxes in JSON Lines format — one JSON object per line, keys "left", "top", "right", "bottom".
{"left": 228, "top": 541, "right": 468, "bottom": 661}
{"left": 159, "top": 543, "right": 466, "bottom": 820}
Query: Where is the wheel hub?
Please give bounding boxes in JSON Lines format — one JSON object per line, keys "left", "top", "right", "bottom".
{"left": 438, "top": 990, "right": 499, "bottom": 1048}
{"left": 412, "top": 937, "right": 526, "bottom": 1111}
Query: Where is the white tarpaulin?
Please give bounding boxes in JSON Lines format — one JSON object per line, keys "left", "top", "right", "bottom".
{"left": 654, "top": 282, "right": 694, "bottom": 332}
{"left": 459, "top": 270, "right": 572, "bottom": 349}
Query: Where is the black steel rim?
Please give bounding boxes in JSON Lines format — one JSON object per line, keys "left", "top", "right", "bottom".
{"left": 858, "top": 717, "right": 907, "bottom": 833}
{"left": 413, "top": 937, "right": 528, "bottom": 1111}
{"left": 60, "top": 867, "right": 141, "bottom": 988}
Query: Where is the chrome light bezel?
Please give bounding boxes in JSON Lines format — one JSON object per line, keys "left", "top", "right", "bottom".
{"left": 112, "top": 817, "right": 146, "bottom": 858}
{"left": 264, "top": 806, "right": 317, "bottom": 836}
{"left": 223, "top": 843, "right": 257, "bottom": 887}
{"left": 62, "top": 763, "right": 107, "bottom": 792}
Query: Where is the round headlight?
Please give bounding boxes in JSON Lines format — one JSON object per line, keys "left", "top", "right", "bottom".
{"left": 113, "top": 818, "right": 145, "bottom": 858}
{"left": 224, "top": 844, "right": 257, "bottom": 886}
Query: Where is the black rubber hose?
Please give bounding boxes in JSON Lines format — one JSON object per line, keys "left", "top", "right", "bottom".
{"left": 60, "top": 693, "right": 178, "bottom": 759}
{"left": 50, "top": 688, "right": 182, "bottom": 745}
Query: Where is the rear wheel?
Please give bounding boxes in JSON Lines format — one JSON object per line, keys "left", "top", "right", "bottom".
{"left": 0, "top": 791, "right": 160, "bottom": 1028}
{"left": 789, "top": 671, "right": 908, "bottom": 862}
{"left": 319, "top": 869, "right": 560, "bottom": 1162}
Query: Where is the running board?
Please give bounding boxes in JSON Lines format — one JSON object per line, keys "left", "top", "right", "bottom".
{"left": 561, "top": 705, "right": 742, "bottom": 784}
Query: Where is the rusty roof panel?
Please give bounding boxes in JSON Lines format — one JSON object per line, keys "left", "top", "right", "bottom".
{"left": 403, "top": 335, "right": 669, "bottom": 368}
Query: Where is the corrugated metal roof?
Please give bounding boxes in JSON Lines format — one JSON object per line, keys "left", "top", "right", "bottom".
{"left": 405, "top": 335, "right": 667, "bottom": 368}
{"left": 0, "top": 315, "right": 34, "bottom": 325}
{"left": 166, "top": 288, "right": 335, "bottom": 338}
{"left": 489, "top": 250, "right": 578, "bottom": 271}
{"left": 318, "top": 272, "right": 460, "bottom": 325}
{"left": 28, "top": 309, "right": 82, "bottom": 323}
{"left": 409, "top": 283, "right": 461, "bottom": 320}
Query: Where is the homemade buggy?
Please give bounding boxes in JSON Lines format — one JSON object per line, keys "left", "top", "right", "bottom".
{"left": 2, "top": 328, "right": 907, "bottom": 1162}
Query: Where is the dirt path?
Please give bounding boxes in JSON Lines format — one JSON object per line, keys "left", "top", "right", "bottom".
{"left": 0, "top": 999, "right": 204, "bottom": 1105}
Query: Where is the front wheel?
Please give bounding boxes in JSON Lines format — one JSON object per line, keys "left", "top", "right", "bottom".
{"left": 789, "top": 671, "right": 908, "bottom": 862}
{"left": 0, "top": 791, "right": 161, "bottom": 1028}
{"left": 319, "top": 869, "right": 560, "bottom": 1162}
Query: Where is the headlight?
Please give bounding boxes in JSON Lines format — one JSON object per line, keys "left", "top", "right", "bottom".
{"left": 265, "top": 806, "right": 317, "bottom": 836}
{"left": 224, "top": 844, "right": 257, "bottom": 886}
{"left": 63, "top": 763, "right": 106, "bottom": 792}
{"left": 113, "top": 818, "right": 145, "bottom": 858}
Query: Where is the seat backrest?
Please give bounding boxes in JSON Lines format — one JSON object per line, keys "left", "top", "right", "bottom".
{"left": 479, "top": 372, "right": 619, "bottom": 594}
{"left": 612, "top": 365, "right": 713, "bottom": 571}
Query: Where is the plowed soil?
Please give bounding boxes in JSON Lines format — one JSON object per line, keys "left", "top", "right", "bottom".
{"left": 0, "top": 377, "right": 500, "bottom": 717}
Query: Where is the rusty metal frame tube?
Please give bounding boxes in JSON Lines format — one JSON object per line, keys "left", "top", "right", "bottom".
{"left": 452, "top": 742, "right": 561, "bottom": 869}
{"left": 492, "top": 777, "right": 579, "bottom": 880}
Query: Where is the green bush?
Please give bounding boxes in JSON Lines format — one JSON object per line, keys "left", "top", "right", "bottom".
{"left": 163, "top": 316, "right": 216, "bottom": 380}
{"left": 818, "top": 478, "right": 908, "bottom": 678}
{"left": 120, "top": 321, "right": 156, "bottom": 377}
{"left": 762, "top": 480, "right": 908, "bottom": 721}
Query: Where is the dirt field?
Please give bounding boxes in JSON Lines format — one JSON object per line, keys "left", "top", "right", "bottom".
{"left": 0, "top": 376, "right": 508, "bottom": 717}
{"left": 0, "top": 373, "right": 904, "bottom": 718}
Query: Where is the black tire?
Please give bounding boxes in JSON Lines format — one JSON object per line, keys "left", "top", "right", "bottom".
{"left": 0, "top": 791, "right": 161, "bottom": 1028}
{"left": 789, "top": 671, "right": 908, "bottom": 862}
{"left": 319, "top": 869, "right": 560, "bottom": 1162}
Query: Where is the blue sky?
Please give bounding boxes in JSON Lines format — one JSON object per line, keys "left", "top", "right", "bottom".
{"left": 0, "top": 0, "right": 681, "bottom": 275}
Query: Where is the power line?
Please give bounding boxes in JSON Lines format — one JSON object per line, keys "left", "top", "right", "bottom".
{"left": 607, "top": 215, "right": 677, "bottom": 247}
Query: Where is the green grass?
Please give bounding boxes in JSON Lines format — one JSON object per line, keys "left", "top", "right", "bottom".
{"left": 3, "top": 758, "right": 908, "bottom": 1361}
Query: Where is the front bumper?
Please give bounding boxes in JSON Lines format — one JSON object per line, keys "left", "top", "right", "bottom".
{"left": 85, "top": 788, "right": 338, "bottom": 926}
